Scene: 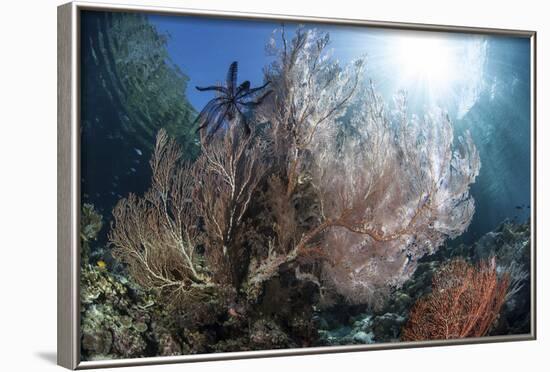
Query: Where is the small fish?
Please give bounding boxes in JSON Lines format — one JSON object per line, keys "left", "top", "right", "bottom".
{"left": 134, "top": 148, "right": 143, "bottom": 156}
{"left": 97, "top": 260, "right": 107, "bottom": 269}
{"left": 515, "top": 206, "right": 523, "bottom": 210}
{"left": 130, "top": 167, "right": 137, "bottom": 173}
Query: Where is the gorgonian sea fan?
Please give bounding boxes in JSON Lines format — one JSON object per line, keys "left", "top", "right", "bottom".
{"left": 315, "top": 88, "right": 480, "bottom": 307}
{"left": 111, "top": 25, "right": 481, "bottom": 313}
{"left": 402, "top": 258, "right": 509, "bottom": 340}
{"left": 255, "top": 26, "right": 480, "bottom": 306}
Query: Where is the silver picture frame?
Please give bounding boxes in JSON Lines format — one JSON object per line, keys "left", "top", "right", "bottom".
{"left": 57, "top": 1, "right": 537, "bottom": 369}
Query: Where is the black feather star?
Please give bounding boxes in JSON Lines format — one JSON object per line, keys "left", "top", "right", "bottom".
{"left": 195, "top": 61, "right": 272, "bottom": 141}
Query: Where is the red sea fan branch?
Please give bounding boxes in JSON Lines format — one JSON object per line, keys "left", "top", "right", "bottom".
{"left": 402, "top": 258, "right": 510, "bottom": 341}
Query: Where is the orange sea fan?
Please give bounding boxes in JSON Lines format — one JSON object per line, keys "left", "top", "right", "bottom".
{"left": 402, "top": 258, "right": 510, "bottom": 341}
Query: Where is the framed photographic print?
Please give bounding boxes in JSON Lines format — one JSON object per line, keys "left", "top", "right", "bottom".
{"left": 57, "top": 1, "right": 536, "bottom": 369}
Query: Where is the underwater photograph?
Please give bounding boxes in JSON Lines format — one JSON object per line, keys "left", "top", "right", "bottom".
{"left": 78, "top": 10, "right": 533, "bottom": 360}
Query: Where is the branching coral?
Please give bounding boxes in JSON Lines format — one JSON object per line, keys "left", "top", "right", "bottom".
{"left": 193, "top": 123, "right": 268, "bottom": 285}
{"left": 245, "top": 27, "right": 365, "bottom": 297}
{"left": 261, "top": 26, "right": 364, "bottom": 198}
{"left": 111, "top": 122, "right": 268, "bottom": 307}
{"left": 111, "top": 25, "right": 481, "bottom": 317}
{"left": 110, "top": 129, "right": 217, "bottom": 309}
{"left": 402, "top": 258, "right": 510, "bottom": 341}
{"left": 315, "top": 89, "right": 480, "bottom": 306}
{"left": 251, "top": 27, "right": 480, "bottom": 306}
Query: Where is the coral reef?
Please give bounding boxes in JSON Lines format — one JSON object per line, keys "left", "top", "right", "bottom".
{"left": 314, "top": 220, "right": 530, "bottom": 344}
{"left": 79, "top": 18, "right": 530, "bottom": 360}
{"left": 80, "top": 205, "right": 181, "bottom": 360}
{"left": 80, "top": 261, "right": 187, "bottom": 360}
{"left": 104, "top": 26, "right": 482, "bottom": 357}
{"left": 80, "top": 203, "right": 103, "bottom": 263}
{"left": 468, "top": 221, "right": 531, "bottom": 335}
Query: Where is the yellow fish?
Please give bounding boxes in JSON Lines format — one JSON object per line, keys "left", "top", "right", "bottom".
{"left": 97, "top": 260, "right": 107, "bottom": 269}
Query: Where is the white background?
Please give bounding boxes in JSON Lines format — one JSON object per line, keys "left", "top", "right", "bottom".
{"left": 0, "top": 0, "right": 547, "bottom": 370}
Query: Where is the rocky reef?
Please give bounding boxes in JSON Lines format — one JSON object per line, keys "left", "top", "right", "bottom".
{"left": 81, "top": 250, "right": 181, "bottom": 359}
{"left": 80, "top": 259, "right": 319, "bottom": 359}
{"left": 80, "top": 205, "right": 318, "bottom": 360}
{"left": 80, "top": 204, "right": 182, "bottom": 360}
{"left": 80, "top": 198, "right": 530, "bottom": 359}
